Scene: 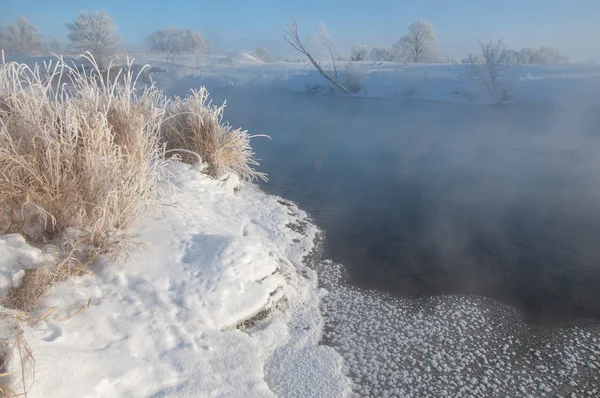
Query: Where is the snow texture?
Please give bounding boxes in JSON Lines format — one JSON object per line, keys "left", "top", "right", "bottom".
{"left": 0, "top": 234, "right": 42, "bottom": 298}
{"left": 1, "top": 163, "right": 352, "bottom": 397}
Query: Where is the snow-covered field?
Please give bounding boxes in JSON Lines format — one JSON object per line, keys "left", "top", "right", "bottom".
{"left": 2, "top": 52, "right": 600, "bottom": 397}
{"left": 126, "top": 52, "right": 600, "bottom": 107}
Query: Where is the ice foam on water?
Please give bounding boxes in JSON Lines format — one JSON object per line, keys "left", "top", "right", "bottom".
{"left": 314, "top": 260, "right": 600, "bottom": 397}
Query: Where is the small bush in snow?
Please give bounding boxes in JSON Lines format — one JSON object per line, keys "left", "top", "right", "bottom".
{"left": 343, "top": 62, "right": 363, "bottom": 93}
{"left": 255, "top": 46, "right": 273, "bottom": 63}
{"left": 350, "top": 43, "right": 368, "bottom": 61}
{"left": 162, "top": 88, "right": 267, "bottom": 181}
{"left": 66, "top": 10, "right": 122, "bottom": 69}
{"left": 469, "top": 38, "right": 518, "bottom": 104}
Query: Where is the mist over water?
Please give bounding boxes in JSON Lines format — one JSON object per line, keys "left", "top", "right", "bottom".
{"left": 211, "top": 86, "right": 600, "bottom": 325}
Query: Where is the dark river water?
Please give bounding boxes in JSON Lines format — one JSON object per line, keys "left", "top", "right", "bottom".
{"left": 211, "top": 87, "right": 600, "bottom": 326}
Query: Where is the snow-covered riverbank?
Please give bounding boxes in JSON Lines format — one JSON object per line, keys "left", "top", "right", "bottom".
{"left": 1, "top": 163, "right": 352, "bottom": 397}
{"left": 3, "top": 53, "right": 600, "bottom": 397}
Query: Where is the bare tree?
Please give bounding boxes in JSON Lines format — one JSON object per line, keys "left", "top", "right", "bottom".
{"left": 66, "top": 10, "right": 122, "bottom": 68}
{"left": 397, "top": 20, "right": 436, "bottom": 63}
{"left": 3, "top": 17, "right": 45, "bottom": 54}
{"left": 350, "top": 42, "right": 368, "bottom": 61}
{"left": 279, "top": 17, "right": 351, "bottom": 94}
{"left": 255, "top": 46, "right": 273, "bottom": 62}
{"left": 469, "top": 38, "right": 519, "bottom": 104}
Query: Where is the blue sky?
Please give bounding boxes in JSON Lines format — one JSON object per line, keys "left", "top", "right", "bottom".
{"left": 2, "top": 0, "right": 600, "bottom": 60}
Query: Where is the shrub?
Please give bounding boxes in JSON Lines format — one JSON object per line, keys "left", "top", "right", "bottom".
{"left": 350, "top": 43, "right": 368, "bottom": 61}
{"left": 343, "top": 62, "right": 363, "bottom": 93}
{"left": 162, "top": 88, "right": 267, "bottom": 181}
{"left": 469, "top": 38, "right": 518, "bottom": 104}
{"left": 0, "top": 54, "right": 266, "bottom": 311}
{"left": 0, "top": 55, "right": 168, "bottom": 310}
{"left": 0, "top": 56, "right": 166, "bottom": 249}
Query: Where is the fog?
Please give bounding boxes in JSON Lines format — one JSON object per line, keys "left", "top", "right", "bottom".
{"left": 199, "top": 83, "right": 600, "bottom": 326}
{"left": 3, "top": 2, "right": 600, "bottom": 396}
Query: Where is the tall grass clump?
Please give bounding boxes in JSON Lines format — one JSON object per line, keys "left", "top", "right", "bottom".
{"left": 0, "top": 54, "right": 266, "bottom": 396}
{"left": 0, "top": 55, "right": 169, "bottom": 311}
{"left": 162, "top": 88, "right": 267, "bottom": 181}
{"left": 0, "top": 54, "right": 267, "bottom": 313}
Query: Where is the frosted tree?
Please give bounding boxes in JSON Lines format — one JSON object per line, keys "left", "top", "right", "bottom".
{"left": 392, "top": 37, "right": 410, "bottom": 62}
{"left": 145, "top": 29, "right": 166, "bottom": 52}
{"left": 66, "top": 10, "right": 122, "bottom": 68}
{"left": 280, "top": 17, "right": 357, "bottom": 93}
{"left": 350, "top": 42, "right": 368, "bottom": 61}
{"left": 446, "top": 55, "right": 459, "bottom": 64}
{"left": 164, "top": 27, "right": 184, "bottom": 54}
{"left": 533, "top": 47, "right": 566, "bottom": 64}
{"left": 146, "top": 27, "right": 210, "bottom": 55}
{"left": 3, "top": 17, "right": 45, "bottom": 54}
{"left": 49, "top": 39, "right": 64, "bottom": 54}
{"left": 519, "top": 48, "right": 536, "bottom": 64}
{"left": 255, "top": 46, "right": 273, "bottom": 62}
{"left": 396, "top": 20, "right": 436, "bottom": 63}
{"left": 469, "top": 38, "right": 518, "bottom": 104}
{"left": 369, "top": 46, "right": 394, "bottom": 62}
{"left": 184, "top": 28, "right": 211, "bottom": 54}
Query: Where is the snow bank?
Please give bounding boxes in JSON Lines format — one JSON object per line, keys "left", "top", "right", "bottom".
{"left": 0, "top": 234, "right": 42, "bottom": 297}
{"left": 226, "top": 50, "right": 264, "bottom": 64}
{"left": 1, "top": 163, "right": 352, "bottom": 397}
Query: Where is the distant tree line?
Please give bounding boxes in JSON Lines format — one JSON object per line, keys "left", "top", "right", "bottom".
{"left": 348, "top": 20, "right": 567, "bottom": 65}
{"left": 0, "top": 12, "right": 571, "bottom": 67}
{"left": 0, "top": 12, "right": 214, "bottom": 68}
{"left": 0, "top": 11, "right": 122, "bottom": 69}
{"left": 351, "top": 20, "right": 438, "bottom": 63}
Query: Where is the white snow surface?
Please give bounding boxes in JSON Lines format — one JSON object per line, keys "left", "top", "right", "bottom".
{"left": 1, "top": 163, "right": 352, "bottom": 397}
